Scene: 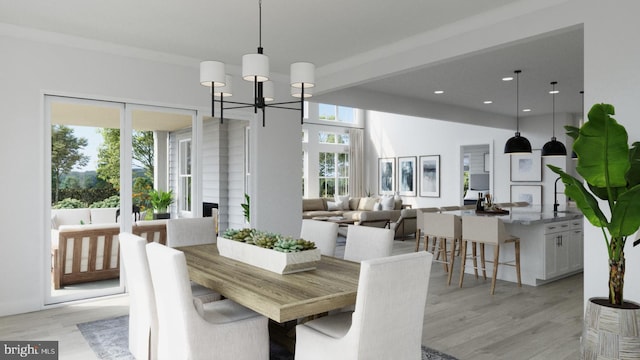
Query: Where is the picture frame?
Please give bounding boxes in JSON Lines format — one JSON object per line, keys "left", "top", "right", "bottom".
{"left": 419, "top": 155, "right": 440, "bottom": 197}
{"left": 397, "top": 156, "right": 417, "bottom": 197}
{"left": 378, "top": 158, "right": 395, "bottom": 195}
{"left": 510, "top": 185, "right": 542, "bottom": 206}
{"left": 510, "top": 149, "right": 542, "bottom": 181}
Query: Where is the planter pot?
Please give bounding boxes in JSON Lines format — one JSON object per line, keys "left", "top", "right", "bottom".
{"left": 153, "top": 213, "right": 170, "bottom": 220}
{"left": 582, "top": 297, "right": 640, "bottom": 359}
{"left": 217, "top": 236, "right": 321, "bottom": 274}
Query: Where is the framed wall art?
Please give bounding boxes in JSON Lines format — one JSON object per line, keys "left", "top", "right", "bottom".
{"left": 397, "top": 156, "right": 417, "bottom": 197}
{"left": 378, "top": 157, "right": 395, "bottom": 195}
{"left": 510, "top": 185, "right": 542, "bottom": 206}
{"left": 419, "top": 155, "right": 440, "bottom": 197}
{"left": 510, "top": 149, "right": 542, "bottom": 181}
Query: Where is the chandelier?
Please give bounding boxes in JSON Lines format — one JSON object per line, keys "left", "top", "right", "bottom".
{"left": 199, "top": 0, "right": 315, "bottom": 126}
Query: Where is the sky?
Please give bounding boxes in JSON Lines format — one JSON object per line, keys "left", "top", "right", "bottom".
{"left": 70, "top": 125, "right": 101, "bottom": 172}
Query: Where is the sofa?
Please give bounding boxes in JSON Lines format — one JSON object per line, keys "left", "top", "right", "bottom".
{"left": 303, "top": 196, "right": 416, "bottom": 238}
{"left": 50, "top": 207, "right": 166, "bottom": 289}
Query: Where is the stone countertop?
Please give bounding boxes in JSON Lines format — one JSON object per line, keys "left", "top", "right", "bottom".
{"left": 454, "top": 205, "right": 583, "bottom": 225}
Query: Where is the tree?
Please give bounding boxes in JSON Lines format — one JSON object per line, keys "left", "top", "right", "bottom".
{"left": 51, "top": 125, "right": 89, "bottom": 203}
{"left": 97, "top": 129, "right": 155, "bottom": 189}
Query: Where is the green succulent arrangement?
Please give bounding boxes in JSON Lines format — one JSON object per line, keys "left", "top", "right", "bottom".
{"left": 222, "top": 228, "right": 316, "bottom": 253}
{"left": 549, "top": 103, "right": 640, "bottom": 306}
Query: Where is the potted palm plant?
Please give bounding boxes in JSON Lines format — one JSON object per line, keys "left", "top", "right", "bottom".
{"left": 548, "top": 103, "right": 640, "bottom": 359}
{"left": 149, "top": 189, "right": 174, "bottom": 219}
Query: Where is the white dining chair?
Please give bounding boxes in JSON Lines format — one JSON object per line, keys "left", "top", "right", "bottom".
{"left": 343, "top": 225, "right": 394, "bottom": 262}
{"left": 166, "top": 217, "right": 216, "bottom": 247}
{"left": 146, "top": 242, "right": 269, "bottom": 360}
{"left": 295, "top": 251, "right": 433, "bottom": 360}
{"left": 300, "top": 219, "right": 339, "bottom": 256}
{"left": 119, "top": 232, "right": 158, "bottom": 360}
{"left": 166, "top": 217, "right": 218, "bottom": 296}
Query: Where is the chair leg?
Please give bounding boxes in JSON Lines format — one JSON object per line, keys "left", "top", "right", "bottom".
{"left": 471, "top": 242, "right": 478, "bottom": 279}
{"left": 480, "top": 243, "right": 487, "bottom": 280}
{"left": 459, "top": 239, "right": 467, "bottom": 288}
{"left": 515, "top": 239, "right": 522, "bottom": 287}
{"left": 442, "top": 238, "right": 449, "bottom": 272}
{"left": 490, "top": 244, "right": 500, "bottom": 295}
{"left": 447, "top": 238, "right": 456, "bottom": 286}
{"left": 415, "top": 229, "right": 421, "bottom": 252}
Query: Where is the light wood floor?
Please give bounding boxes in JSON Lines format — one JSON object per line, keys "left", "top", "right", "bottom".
{"left": 0, "top": 238, "right": 582, "bottom": 360}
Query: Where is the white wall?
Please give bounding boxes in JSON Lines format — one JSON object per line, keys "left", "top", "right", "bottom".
{"left": 365, "top": 110, "right": 576, "bottom": 209}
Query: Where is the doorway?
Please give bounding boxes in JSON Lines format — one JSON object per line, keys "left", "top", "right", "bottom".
{"left": 45, "top": 95, "right": 196, "bottom": 305}
{"left": 460, "top": 144, "right": 492, "bottom": 206}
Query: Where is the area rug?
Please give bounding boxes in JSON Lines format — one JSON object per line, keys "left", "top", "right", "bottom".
{"left": 78, "top": 315, "right": 458, "bottom": 360}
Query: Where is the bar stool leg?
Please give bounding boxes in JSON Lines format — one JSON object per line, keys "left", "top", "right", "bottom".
{"left": 459, "top": 239, "right": 467, "bottom": 288}
{"left": 515, "top": 239, "right": 522, "bottom": 287}
{"left": 490, "top": 244, "right": 500, "bottom": 295}
{"left": 480, "top": 243, "right": 487, "bottom": 280}
{"left": 441, "top": 238, "right": 449, "bottom": 272}
{"left": 447, "top": 237, "right": 457, "bottom": 286}
{"left": 471, "top": 242, "right": 478, "bottom": 279}
{"left": 415, "top": 229, "right": 421, "bottom": 252}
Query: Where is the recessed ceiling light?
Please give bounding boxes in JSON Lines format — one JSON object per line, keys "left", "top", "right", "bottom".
{"left": 549, "top": 90, "right": 560, "bottom": 94}
{"left": 434, "top": 90, "right": 444, "bottom": 94}
{"left": 483, "top": 100, "right": 493, "bottom": 104}
{"left": 502, "top": 76, "right": 514, "bottom": 81}
{"left": 522, "top": 108, "right": 532, "bottom": 112}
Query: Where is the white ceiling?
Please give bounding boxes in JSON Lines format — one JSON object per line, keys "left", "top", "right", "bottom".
{"left": 0, "top": 0, "right": 583, "bottom": 119}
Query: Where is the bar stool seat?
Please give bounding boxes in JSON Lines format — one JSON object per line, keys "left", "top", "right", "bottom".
{"left": 459, "top": 216, "right": 521, "bottom": 295}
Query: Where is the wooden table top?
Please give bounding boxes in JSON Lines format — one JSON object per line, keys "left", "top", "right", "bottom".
{"left": 177, "top": 243, "right": 360, "bottom": 323}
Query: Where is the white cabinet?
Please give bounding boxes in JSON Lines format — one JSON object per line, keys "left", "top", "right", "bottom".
{"left": 542, "top": 220, "right": 582, "bottom": 280}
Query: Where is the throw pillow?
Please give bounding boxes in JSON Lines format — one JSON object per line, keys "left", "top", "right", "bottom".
{"left": 380, "top": 195, "right": 395, "bottom": 210}
{"left": 357, "top": 197, "right": 378, "bottom": 211}
{"left": 373, "top": 201, "right": 382, "bottom": 211}
{"left": 327, "top": 201, "right": 341, "bottom": 211}
{"left": 335, "top": 195, "right": 350, "bottom": 210}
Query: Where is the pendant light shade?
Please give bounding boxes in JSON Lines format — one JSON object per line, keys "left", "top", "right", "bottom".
{"left": 505, "top": 70, "right": 532, "bottom": 154}
{"left": 262, "top": 81, "right": 274, "bottom": 102}
{"left": 290, "top": 62, "right": 315, "bottom": 88}
{"left": 212, "top": 75, "right": 233, "bottom": 98}
{"left": 242, "top": 53, "right": 269, "bottom": 82}
{"left": 505, "top": 132, "right": 532, "bottom": 154}
{"left": 200, "top": 61, "right": 226, "bottom": 87}
{"left": 542, "top": 81, "right": 567, "bottom": 157}
{"left": 291, "top": 86, "right": 313, "bottom": 98}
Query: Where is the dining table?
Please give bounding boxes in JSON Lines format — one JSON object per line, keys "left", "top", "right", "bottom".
{"left": 177, "top": 243, "right": 360, "bottom": 323}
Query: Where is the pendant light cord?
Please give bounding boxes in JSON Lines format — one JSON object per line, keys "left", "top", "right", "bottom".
{"left": 258, "top": 0, "right": 263, "bottom": 50}
{"left": 515, "top": 70, "right": 521, "bottom": 133}
{"left": 551, "top": 81, "right": 557, "bottom": 138}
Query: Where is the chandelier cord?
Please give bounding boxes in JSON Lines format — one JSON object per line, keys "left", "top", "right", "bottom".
{"left": 258, "top": 0, "right": 263, "bottom": 50}
{"left": 515, "top": 70, "right": 520, "bottom": 133}
{"left": 552, "top": 82, "right": 556, "bottom": 138}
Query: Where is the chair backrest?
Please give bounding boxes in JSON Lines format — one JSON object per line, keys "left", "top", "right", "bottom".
{"left": 166, "top": 217, "right": 216, "bottom": 247}
{"left": 416, "top": 208, "right": 439, "bottom": 233}
{"left": 344, "top": 225, "right": 394, "bottom": 262}
{"left": 146, "top": 242, "right": 196, "bottom": 359}
{"left": 300, "top": 219, "right": 339, "bottom": 256}
{"left": 423, "top": 212, "right": 461, "bottom": 239}
{"left": 119, "top": 232, "right": 157, "bottom": 360}
{"left": 349, "top": 252, "right": 433, "bottom": 359}
{"left": 439, "top": 205, "right": 461, "bottom": 211}
{"left": 461, "top": 216, "right": 510, "bottom": 245}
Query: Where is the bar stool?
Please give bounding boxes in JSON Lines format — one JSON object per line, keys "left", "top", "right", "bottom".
{"left": 459, "top": 216, "right": 521, "bottom": 295}
{"left": 421, "top": 212, "right": 462, "bottom": 285}
{"left": 415, "top": 207, "right": 439, "bottom": 252}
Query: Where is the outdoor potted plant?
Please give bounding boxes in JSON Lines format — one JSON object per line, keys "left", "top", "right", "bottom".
{"left": 149, "top": 189, "right": 174, "bottom": 219}
{"left": 548, "top": 103, "right": 640, "bottom": 359}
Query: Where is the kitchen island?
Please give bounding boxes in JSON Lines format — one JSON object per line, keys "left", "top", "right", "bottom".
{"left": 451, "top": 206, "right": 583, "bottom": 286}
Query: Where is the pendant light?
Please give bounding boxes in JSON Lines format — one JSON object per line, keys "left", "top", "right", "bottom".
{"left": 504, "top": 70, "right": 532, "bottom": 154}
{"left": 542, "top": 81, "right": 567, "bottom": 157}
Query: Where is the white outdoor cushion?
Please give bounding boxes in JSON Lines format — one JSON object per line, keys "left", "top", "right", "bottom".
{"left": 51, "top": 208, "right": 91, "bottom": 228}
{"left": 90, "top": 207, "right": 118, "bottom": 224}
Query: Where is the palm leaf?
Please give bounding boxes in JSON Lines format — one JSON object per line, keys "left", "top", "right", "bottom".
{"left": 610, "top": 184, "right": 640, "bottom": 237}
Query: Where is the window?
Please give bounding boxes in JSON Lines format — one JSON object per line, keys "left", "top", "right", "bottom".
{"left": 179, "top": 139, "right": 192, "bottom": 212}
{"left": 319, "top": 152, "right": 349, "bottom": 197}
{"left": 318, "top": 104, "right": 355, "bottom": 123}
{"left": 318, "top": 131, "right": 350, "bottom": 145}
